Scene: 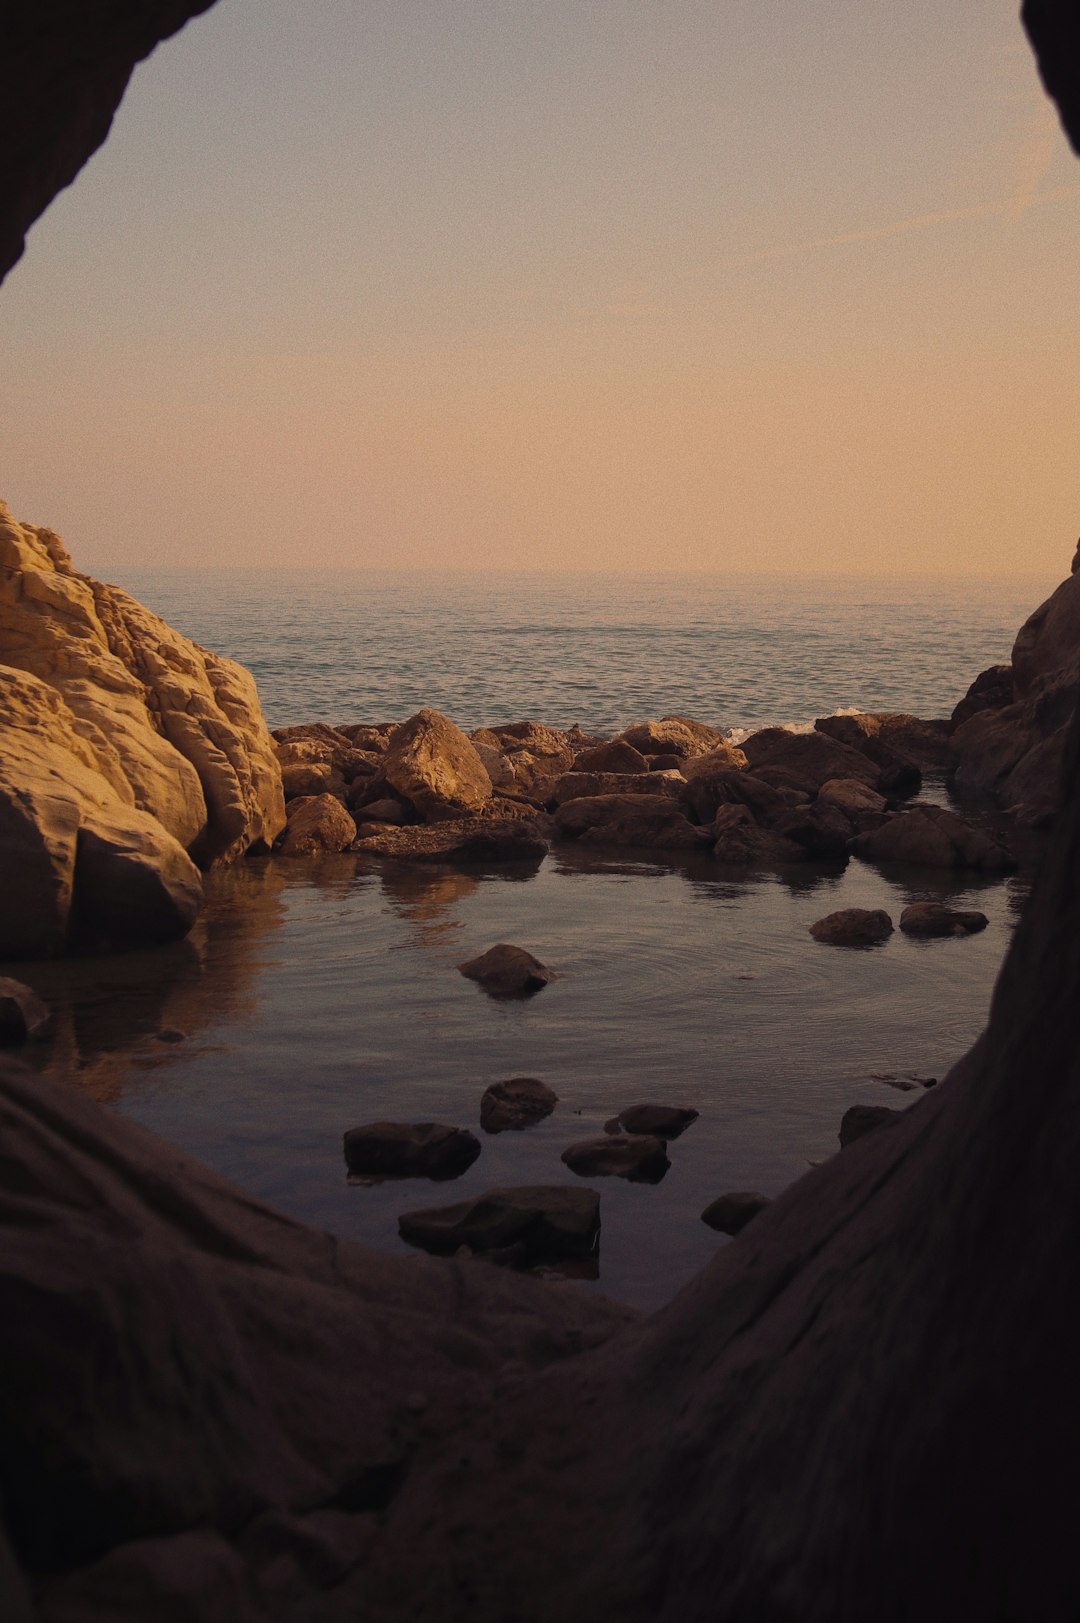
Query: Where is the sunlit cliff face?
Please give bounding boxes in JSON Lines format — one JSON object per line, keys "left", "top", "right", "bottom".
{"left": 2, "top": 0, "right": 1079, "bottom": 578}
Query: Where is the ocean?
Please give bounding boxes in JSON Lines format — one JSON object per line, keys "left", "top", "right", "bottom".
{"left": 11, "top": 568, "right": 1054, "bottom": 1308}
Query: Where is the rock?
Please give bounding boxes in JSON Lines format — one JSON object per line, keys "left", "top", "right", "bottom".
{"left": 280, "top": 761, "right": 338, "bottom": 800}
{"left": 950, "top": 665, "right": 1014, "bottom": 732}
{"left": 701, "top": 1192, "right": 771, "bottom": 1235}
{"left": 678, "top": 742, "right": 750, "bottom": 778}
{"left": 458, "top": 944, "right": 554, "bottom": 996}
{"left": 771, "top": 801, "right": 854, "bottom": 858}
{"left": 740, "top": 727, "right": 880, "bottom": 792}
{"left": 506, "top": 746, "right": 576, "bottom": 794}
{"left": 679, "top": 769, "right": 790, "bottom": 827}
{"left": 0, "top": 504, "right": 284, "bottom": 865}
{"left": 277, "top": 795, "right": 357, "bottom": 856}
{"left": 382, "top": 709, "right": 492, "bottom": 821}
{"left": 839, "top": 1104, "right": 903, "bottom": 1148}
{"left": 712, "top": 804, "right": 804, "bottom": 865}
{"left": 850, "top": 806, "right": 1015, "bottom": 871}
{"left": 809, "top": 909, "right": 894, "bottom": 946}
{"left": 354, "top": 798, "right": 406, "bottom": 826}
{"left": 480, "top": 1078, "right": 559, "bottom": 1134}
{"left": 899, "top": 903, "right": 989, "bottom": 937}
{"left": 646, "top": 753, "right": 685, "bottom": 772}
{"left": 471, "top": 741, "right": 516, "bottom": 789}
{"left": 621, "top": 717, "right": 723, "bottom": 758}
{"left": 554, "top": 794, "right": 709, "bottom": 850}
{"left": 0, "top": 979, "right": 50, "bottom": 1043}
{"left": 342, "top": 1123, "right": 482, "bottom": 1182}
{"left": 561, "top": 1135, "right": 670, "bottom": 1183}
{"left": 488, "top": 721, "right": 571, "bottom": 755}
{"left": 817, "top": 778, "right": 888, "bottom": 824}
{"left": 815, "top": 712, "right": 952, "bottom": 771}
{"left": 551, "top": 770, "right": 685, "bottom": 806}
{"left": 334, "top": 722, "right": 395, "bottom": 752}
{"left": 357, "top": 819, "right": 548, "bottom": 864}
{"left": 603, "top": 1104, "right": 698, "bottom": 1139}
{"left": 398, "top": 1185, "right": 600, "bottom": 1263}
{"left": 0, "top": 666, "right": 205, "bottom": 957}
{"left": 572, "top": 740, "right": 650, "bottom": 774}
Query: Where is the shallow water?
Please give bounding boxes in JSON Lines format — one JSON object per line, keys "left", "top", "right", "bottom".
{"left": 12, "top": 801, "right": 1032, "bottom": 1310}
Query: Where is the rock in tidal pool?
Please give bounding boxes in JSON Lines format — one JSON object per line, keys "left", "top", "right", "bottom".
{"left": 561, "top": 1134, "right": 670, "bottom": 1184}
{"left": 355, "top": 819, "right": 548, "bottom": 865}
{"left": 343, "top": 1122, "right": 482, "bottom": 1182}
{"left": 839, "top": 1104, "right": 903, "bottom": 1148}
{"left": 458, "top": 944, "right": 554, "bottom": 997}
{"left": 603, "top": 1104, "right": 699, "bottom": 1140}
{"left": 809, "top": 908, "right": 894, "bottom": 947}
{"left": 849, "top": 806, "right": 1015, "bottom": 872}
{"left": 899, "top": 902, "right": 989, "bottom": 938}
{"left": 0, "top": 978, "right": 51, "bottom": 1043}
{"left": 701, "top": 1191, "right": 771, "bottom": 1235}
{"left": 398, "top": 1185, "right": 600, "bottom": 1265}
{"left": 480, "top": 1077, "right": 559, "bottom": 1134}
{"left": 278, "top": 794, "right": 357, "bottom": 856}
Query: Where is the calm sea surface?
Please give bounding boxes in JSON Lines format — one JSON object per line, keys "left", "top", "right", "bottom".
{"left": 11, "top": 570, "right": 1053, "bottom": 1308}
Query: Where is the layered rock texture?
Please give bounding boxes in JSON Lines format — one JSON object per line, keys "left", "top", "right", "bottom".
{"left": 0, "top": 503, "right": 284, "bottom": 955}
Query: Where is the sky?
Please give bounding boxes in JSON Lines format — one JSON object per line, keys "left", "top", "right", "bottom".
{"left": 1, "top": 0, "right": 1078, "bottom": 577}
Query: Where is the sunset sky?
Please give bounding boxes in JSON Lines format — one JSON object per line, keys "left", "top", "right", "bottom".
{"left": 1, "top": 0, "right": 1078, "bottom": 575}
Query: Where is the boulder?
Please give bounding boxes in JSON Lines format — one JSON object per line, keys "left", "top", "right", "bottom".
{"left": 358, "top": 820, "right": 548, "bottom": 864}
{"left": 554, "top": 794, "right": 709, "bottom": 850}
{"left": 277, "top": 795, "right": 357, "bottom": 856}
{"left": 850, "top": 806, "right": 1015, "bottom": 871}
{"left": 817, "top": 778, "right": 888, "bottom": 824}
{"left": 279, "top": 761, "right": 338, "bottom": 800}
{"left": 771, "top": 801, "right": 854, "bottom": 858}
{"left": 471, "top": 741, "right": 515, "bottom": 789}
{"left": 839, "top": 1104, "right": 903, "bottom": 1148}
{"left": 603, "top": 1104, "right": 698, "bottom": 1139}
{"left": 701, "top": 1192, "right": 771, "bottom": 1235}
{"left": 458, "top": 944, "right": 554, "bottom": 996}
{"left": 572, "top": 740, "right": 650, "bottom": 774}
{"left": 679, "top": 769, "right": 790, "bottom": 827}
{"left": 507, "top": 746, "right": 576, "bottom": 794}
{"left": 342, "top": 1123, "right": 481, "bottom": 1182}
{"left": 809, "top": 909, "right": 894, "bottom": 946}
{"left": 0, "top": 504, "right": 284, "bottom": 865}
{"left": 383, "top": 709, "right": 492, "bottom": 821}
{"left": 334, "top": 722, "right": 395, "bottom": 752}
{"left": 712, "top": 804, "right": 804, "bottom": 866}
{"left": 899, "top": 903, "right": 989, "bottom": 937}
{"left": 621, "top": 717, "right": 723, "bottom": 758}
{"left": 488, "top": 721, "right": 571, "bottom": 755}
{"left": 561, "top": 1135, "right": 670, "bottom": 1183}
{"left": 551, "top": 771, "right": 684, "bottom": 807}
{"left": 740, "top": 727, "right": 880, "bottom": 792}
{"left": 678, "top": 742, "right": 750, "bottom": 778}
{"left": 0, "top": 979, "right": 50, "bottom": 1043}
{"left": 354, "top": 798, "right": 406, "bottom": 826}
{"left": 950, "top": 665, "right": 1014, "bottom": 732}
{"left": 815, "top": 712, "right": 952, "bottom": 771}
{"left": 480, "top": 1078, "right": 559, "bottom": 1134}
{"left": 71, "top": 814, "right": 204, "bottom": 951}
{"left": 398, "top": 1185, "right": 600, "bottom": 1264}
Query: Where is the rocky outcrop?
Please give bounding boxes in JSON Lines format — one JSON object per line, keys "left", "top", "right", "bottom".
{"left": 0, "top": 503, "right": 284, "bottom": 954}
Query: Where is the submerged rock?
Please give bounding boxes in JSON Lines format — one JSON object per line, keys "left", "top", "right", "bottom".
{"left": 899, "top": 903, "right": 989, "bottom": 937}
{"left": 343, "top": 1122, "right": 481, "bottom": 1182}
{"left": 561, "top": 1135, "right": 671, "bottom": 1183}
{"left": 701, "top": 1191, "right": 771, "bottom": 1235}
{"left": 398, "top": 1184, "right": 600, "bottom": 1264}
{"left": 0, "top": 979, "right": 50, "bottom": 1043}
{"left": 604, "top": 1104, "right": 699, "bottom": 1140}
{"left": 383, "top": 708, "right": 492, "bottom": 821}
{"left": 458, "top": 944, "right": 554, "bottom": 996}
{"left": 480, "top": 1078, "right": 559, "bottom": 1134}
{"left": 809, "top": 909, "right": 894, "bottom": 946}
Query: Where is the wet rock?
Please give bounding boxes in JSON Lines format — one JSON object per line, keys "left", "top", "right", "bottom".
{"left": 383, "top": 708, "right": 492, "bottom": 821}
{"left": 713, "top": 804, "right": 804, "bottom": 865}
{"left": 480, "top": 1077, "right": 559, "bottom": 1134}
{"left": 0, "top": 979, "right": 50, "bottom": 1043}
{"left": 398, "top": 1184, "right": 600, "bottom": 1264}
{"left": 950, "top": 664, "right": 1014, "bottom": 732}
{"left": 740, "top": 727, "right": 880, "bottom": 792}
{"left": 554, "top": 793, "right": 709, "bottom": 850}
{"left": 839, "top": 1104, "right": 903, "bottom": 1148}
{"left": 278, "top": 795, "right": 357, "bottom": 856}
{"left": 850, "top": 806, "right": 1015, "bottom": 871}
{"left": 551, "top": 770, "right": 684, "bottom": 807}
{"left": 572, "top": 739, "right": 650, "bottom": 774}
{"left": 458, "top": 944, "right": 554, "bottom": 996}
{"left": 621, "top": 717, "right": 724, "bottom": 759}
{"left": 809, "top": 908, "right": 894, "bottom": 946}
{"left": 604, "top": 1104, "right": 699, "bottom": 1139}
{"left": 357, "top": 818, "right": 548, "bottom": 864}
{"left": 343, "top": 1122, "right": 481, "bottom": 1182}
{"left": 701, "top": 1191, "right": 771, "bottom": 1235}
{"left": 899, "top": 903, "right": 989, "bottom": 937}
{"left": 561, "top": 1134, "right": 670, "bottom": 1183}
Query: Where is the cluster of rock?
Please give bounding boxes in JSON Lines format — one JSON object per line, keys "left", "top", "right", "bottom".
{"left": 809, "top": 902, "right": 989, "bottom": 947}
{"left": 269, "top": 700, "right": 1020, "bottom": 882}
{"left": 0, "top": 502, "right": 284, "bottom": 957}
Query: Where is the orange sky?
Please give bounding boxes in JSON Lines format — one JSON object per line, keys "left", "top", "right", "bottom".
{"left": 1, "top": 0, "right": 1077, "bottom": 576}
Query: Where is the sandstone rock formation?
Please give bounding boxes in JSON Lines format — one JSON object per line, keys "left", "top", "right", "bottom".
{"left": 0, "top": 503, "right": 284, "bottom": 954}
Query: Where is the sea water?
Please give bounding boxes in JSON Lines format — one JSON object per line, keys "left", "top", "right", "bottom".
{"left": 9, "top": 569, "right": 1052, "bottom": 1308}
